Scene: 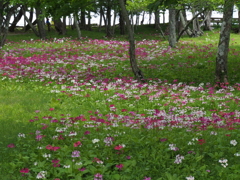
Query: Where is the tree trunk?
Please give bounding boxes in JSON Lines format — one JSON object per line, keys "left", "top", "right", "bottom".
{"left": 62, "top": 16, "right": 67, "bottom": 35}
{"left": 202, "top": 11, "right": 212, "bottom": 31}
{"left": 119, "top": 9, "right": 125, "bottom": 35}
{"left": 106, "top": 0, "right": 112, "bottom": 37}
{"left": 169, "top": 6, "right": 177, "bottom": 48}
{"left": 80, "top": 9, "right": 86, "bottom": 30}
{"left": 215, "top": 0, "right": 234, "bottom": 84}
{"left": 24, "top": 7, "right": 34, "bottom": 32}
{"left": 35, "top": 4, "right": 46, "bottom": 39}
{"left": 155, "top": 9, "right": 160, "bottom": 29}
{"left": 118, "top": 0, "right": 145, "bottom": 82}
{"left": 74, "top": 13, "right": 81, "bottom": 39}
{"left": 238, "top": 9, "right": 240, "bottom": 33}
{"left": 9, "top": 5, "right": 24, "bottom": 32}
{"left": 141, "top": 11, "right": 145, "bottom": 25}
{"left": 23, "top": 10, "right": 39, "bottom": 36}
{"left": 192, "top": 8, "right": 203, "bottom": 37}
{"left": 87, "top": 11, "right": 92, "bottom": 31}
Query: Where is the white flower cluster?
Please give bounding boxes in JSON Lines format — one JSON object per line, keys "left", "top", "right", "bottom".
{"left": 169, "top": 144, "right": 179, "bottom": 151}
{"left": 219, "top": 159, "right": 228, "bottom": 168}
{"left": 186, "top": 176, "right": 194, "bottom": 180}
{"left": 230, "top": 140, "right": 237, "bottom": 146}
{"left": 174, "top": 154, "right": 184, "bottom": 164}
{"left": 36, "top": 171, "right": 47, "bottom": 179}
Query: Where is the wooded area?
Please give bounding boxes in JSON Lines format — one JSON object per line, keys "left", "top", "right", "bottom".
{"left": 0, "top": 0, "right": 239, "bottom": 83}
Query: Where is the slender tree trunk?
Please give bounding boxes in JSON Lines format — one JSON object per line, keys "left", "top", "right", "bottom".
{"left": 62, "top": 16, "right": 67, "bottom": 35}
{"left": 23, "top": 10, "right": 39, "bottom": 36}
{"left": 169, "top": 5, "right": 177, "bottom": 48}
{"left": 141, "top": 11, "right": 145, "bottom": 25}
{"left": 80, "top": 9, "right": 86, "bottom": 29}
{"left": 106, "top": 0, "right": 112, "bottom": 37}
{"left": 119, "top": 9, "right": 125, "bottom": 35}
{"left": 118, "top": 0, "right": 145, "bottom": 82}
{"left": 98, "top": 7, "right": 103, "bottom": 32}
{"left": 155, "top": 9, "right": 160, "bottom": 29}
{"left": 24, "top": 7, "right": 34, "bottom": 32}
{"left": 238, "top": 9, "right": 240, "bottom": 33}
{"left": 87, "top": 11, "right": 92, "bottom": 31}
{"left": 9, "top": 5, "right": 24, "bottom": 32}
{"left": 215, "top": 0, "right": 234, "bottom": 84}
{"left": 0, "top": 2, "right": 18, "bottom": 47}
{"left": 35, "top": 4, "right": 46, "bottom": 39}
{"left": 74, "top": 13, "right": 81, "bottom": 39}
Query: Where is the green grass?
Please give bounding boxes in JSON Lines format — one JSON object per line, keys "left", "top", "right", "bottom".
{"left": 0, "top": 25, "right": 240, "bottom": 179}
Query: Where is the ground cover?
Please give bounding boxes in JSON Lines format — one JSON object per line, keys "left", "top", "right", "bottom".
{"left": 0, "top": 30, "right": 240, "bottom": 180}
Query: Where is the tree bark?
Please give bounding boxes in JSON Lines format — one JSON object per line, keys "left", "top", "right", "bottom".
{"left": 74, "top": 13, "right": 81, "bottom": 39}
{"left": 215, "top": 0, "right": 234, "bottom": 84}
{"left": 9, "top": 5, "right": 24, "bottom": 32}
{"left": 35, "top": 3, "right": 46, "bottom": 39}
{"left": 0, "top": 2, "right": 18, "bottom": 47}
{"left": 118, "top": 0, "right": 144, "bottom": 82}
{"left": 169, "top": 6, "right": 177, "bottom": 48}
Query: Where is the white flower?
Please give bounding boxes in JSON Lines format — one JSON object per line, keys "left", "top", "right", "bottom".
{"left": 186, "top": 176, "right": 194, "bottom": 180}
{"left": 36, "top": 171, "right": 47, "bottom": 179}
{"left": 210, "top": 131, "right": 217, "bottom": 135}
{"left": 234, "top": 153, "right": 240, "bottom": 156}
{"left": 75, "top": 162, "right": 82, "bottom": 165}
{"left": 92, "top": 139, "right": 100, "bottom": 143}
{"left": 18, "top": 133, "right": 26, "bottom": 138}
{"left": 230, "top": 140, "right": 237, "bottom": 146}
{"left": 63, "top": 165, "right": 70, "bottom": 168}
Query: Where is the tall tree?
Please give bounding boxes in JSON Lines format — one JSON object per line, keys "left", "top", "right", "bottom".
{"left": 215, "top": 0, "right": 234, "bottom": 84}
{"left": 119, "top": 0, "right": 145, "bottom": 82}
{"left": 0, "top": 0, "right": 18, "bottom": 47}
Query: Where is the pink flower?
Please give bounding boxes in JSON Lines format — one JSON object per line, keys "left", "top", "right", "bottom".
{"left": 143, "top": 177, "right": 151, "bottom": 180}
{"left": 78, "top": 167, "right": 86, "bottom": 171}
{"left": 116, "top": 164, "right": 124, "bottom": 170}
{"left": 114, "top": 145, "right": 123, "bottom": 150}
{"left": 46, "top": 144, "right": 53, "bottom": 150}
{"left": 84, "top": 131, "right": 90, "bottom": 135}
{"left": 52, "top": 146, "right": 60, "bottom": 151}
{"left": 74, "top": 141, "right": 82, "bottom": 147}
{"left": 49, "top": 108, "right": 55, "bottom": 111}
{"left": 20, "top": 168, "right": 30, "bottom": 173}
{"left": 7, "top": 143, "right": 15, "bottom": 148}
{"left": 46, "top": 145, "right": 60, "bottom": 151}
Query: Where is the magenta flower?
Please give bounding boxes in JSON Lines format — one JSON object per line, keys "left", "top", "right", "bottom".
{"left": 114, "top": 145, "right": 123, "bottom": 150}
{"left": 116, "top": 164, "right": 124, "bottom": 170}
{"left": 84, "top": 131, "right": 90, "bottom": 135}
{"left": 49, "top": 108, "right": 55, "bottom": 111}
{"left": 94, "top": 173, "right": 103, "bottom": 180}
{"left": 20, "top": 168, "right": 30, "bottom": 173}
{"left": 78, "top": 167, "right": 86, "bottom": 171}
{"left": 143, "top": 177, "right": 151, "bottom": 180}
{"left": 7, "top": 143, "right": 15, "bottom": 148}
{"left": 74, "top": 141, "right": 82, "bottom": 147}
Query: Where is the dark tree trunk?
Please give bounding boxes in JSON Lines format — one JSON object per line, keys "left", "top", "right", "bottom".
{"left": 87, "top": 11, "right": 92, "bottom": 31}
{"left": 24, "top": 7, "right": 34, "bottom": 32}
{"left": 119, "top": 10, "right": 125, "bottom": 35}
{"left": 35, "top": 4, "right": 46, "bottom": 39}
{"left": 80, "top": 9, "right": 86, "bottom": 30}
{"left": 74, "top": 13, "right": 81, "bottom": 39}
{"left": 169, "top": 6, "right": 177, "bottom": 48}
{"left": 106, "top": 0, "right": 112, "bottom": 37}
{"left": 118, "top": 0, "right": 145, "bottom": 82}
{"left": 0, "top": 1, "right": 18, "bottom": 47}
{"left": 154, "top": 9, "right": 160, "bottom": 29}
{"left": 215, "top": 0, "right": 234, "bottom": 84}
{"left": 9, "top": 5, "right": 24, "bottom": 32}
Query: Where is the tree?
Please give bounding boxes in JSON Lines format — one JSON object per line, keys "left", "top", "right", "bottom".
{"left": 215, "top": 0, "right": 234, "bottom": 84}
{"left": 119, "top": 0, "right": 145, "bottom": 82}
{"left": 0, "top": 0, "right": 18, "bottom": 47}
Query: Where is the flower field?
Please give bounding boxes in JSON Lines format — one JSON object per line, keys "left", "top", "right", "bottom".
{"left": 0, "top": 33, "right": 240, "bottom": 180}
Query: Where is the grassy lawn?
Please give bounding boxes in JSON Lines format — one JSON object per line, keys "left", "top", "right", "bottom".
{"left": 0, "top": 25, "right": 240, "bottom": 180}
